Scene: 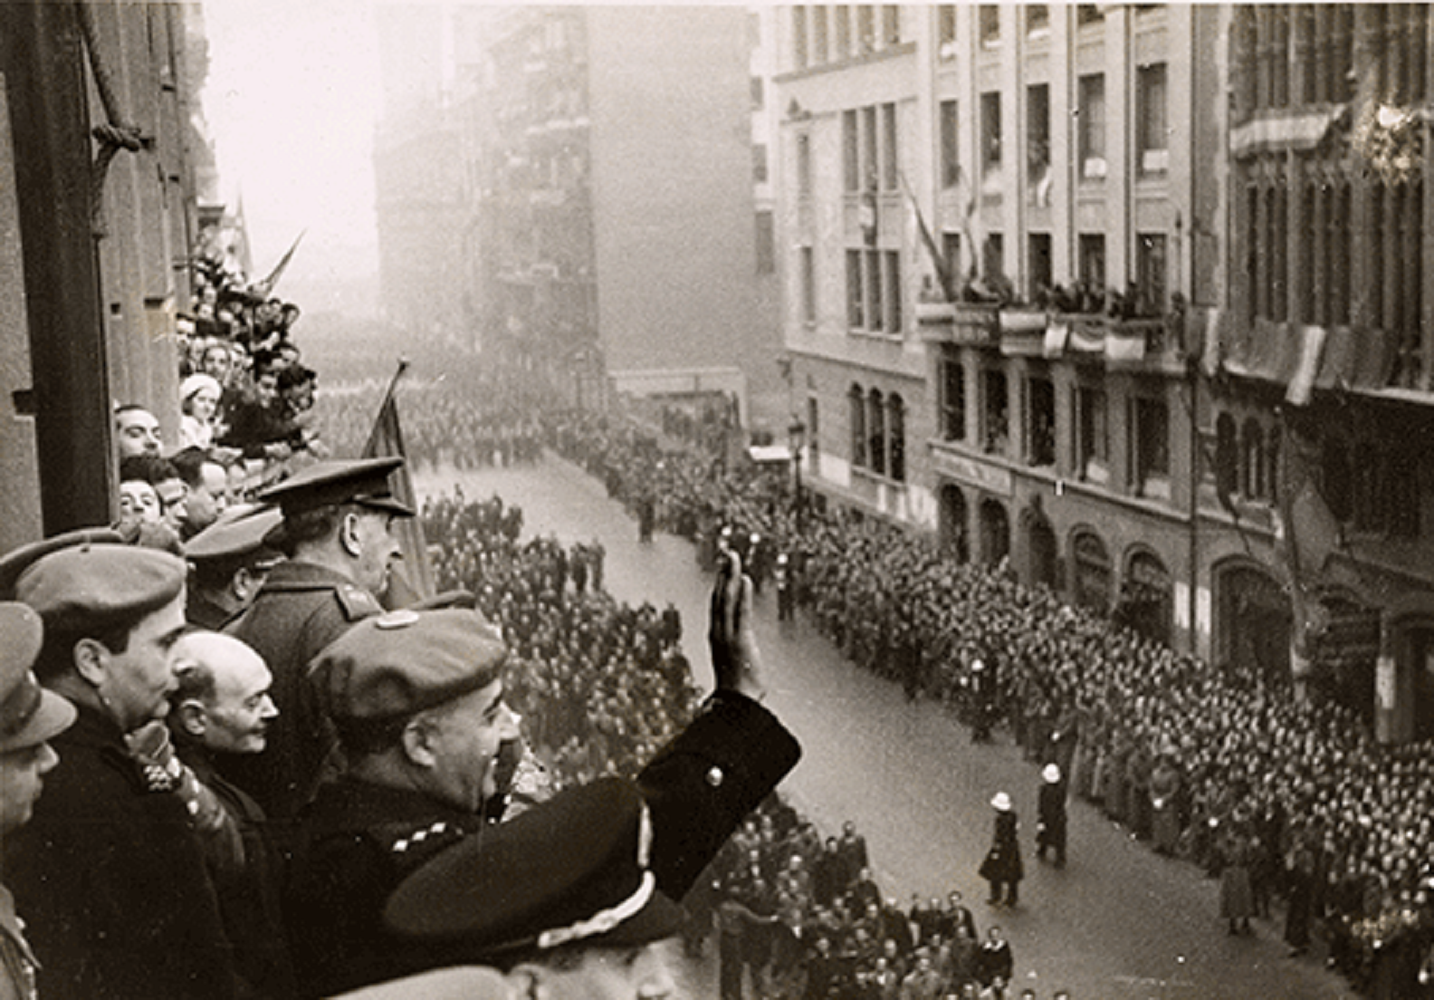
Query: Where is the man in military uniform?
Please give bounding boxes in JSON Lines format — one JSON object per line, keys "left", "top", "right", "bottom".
{"left": 286, "top": 550, "right": 800, "bottom": 998}
{"left": 0, "top": 602, "right": 78, "bottom": 1000}
{"left": 182, "top": 504, "right": 284, "bottom": 629}
{"left": 222, "top": 457, "right": 411, "bottom": 822}
{"left": 6, "top": 543, "right": 240, "bottom": 1000}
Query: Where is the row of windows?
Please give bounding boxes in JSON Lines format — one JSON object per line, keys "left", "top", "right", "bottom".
{"left": 952, "top": 66, "right": 1167, "bottom": 188}
{"left": 1214, "top": 414, "right": 1280, "bottom": 506}
{"left": 841, "top": 103, "right": 899, "bottom": 193}
{"left": 848, "top": 384, "right": 906, "bottom": 482}
{"left": 1232, "top": 5, "right": 1428, "bottom": 121}
{"left": 936, "top": 5, "right": 1103, "bottom": 56}
{"left": 1241, "top": 162, "right": 1424, "bottom": 388}
{"left": 938, "top": 357, "right": 1171, "bottom": 495}
{"left": 845, "top": 249, "right": 902, "bottom": 334}
{"left": 792, "top": 5, "right": 903, "bottom": 70}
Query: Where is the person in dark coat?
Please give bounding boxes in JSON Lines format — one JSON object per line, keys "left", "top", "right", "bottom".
{"left": 0, "top": 602, "right": 78, "bottom": 1000}
{"left": 168, "top": 630, "right": 296, "bottom": 998}
{"left": 286, "top": 550, "right": 801, "bottom": 997}
{"left": 1035, "top": 763, "right": 1068, "bottom": 868}
{"left": 6, "top": 544, "right": 240, "bottom": 1000}
{"left": 1283, "top": 841, "right": 1317, "bottom": 957}
{"left": 223, "top": 458, "right": 410, "bottom": 823}
{"left": 979, "top": 792, "right": 1023, "bottom": 907}
{"left": 975, "top": 925, "right": 1015, "bottom": 990}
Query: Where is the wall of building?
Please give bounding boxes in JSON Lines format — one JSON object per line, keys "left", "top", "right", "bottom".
{"left": 586, "top": 7, "right": 773, "bottom": 421}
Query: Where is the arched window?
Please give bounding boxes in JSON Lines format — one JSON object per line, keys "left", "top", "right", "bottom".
{"left": 1071, "top": 529, "right": 1112, "bottom": 613}
{"left": 867, "top": 388, "right": 886, "bottom": 475}
{"left": 1215, "top": 412, "right": 1238, "bottom": 504}
{"left": 1242, "top": 418, "right": 1265, "bottom": 499}
{"left": 887, "top": 394, "right": 906, "bottom": 482}
{"left": 849, "top": 384, "right": 867, "bottom": 468}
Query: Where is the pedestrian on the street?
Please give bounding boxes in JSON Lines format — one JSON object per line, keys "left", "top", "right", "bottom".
{"left": 974, "top": 925, "right": 1014, "bottom": 991}
{"left": 968, "top": 658, "right": 994, "bottom": 743}
{"left": 1148, "top": 751, "right": 1183, "bottom": 856}
{"left": 775, "top": 552, "right": 794, "bottom": 622}
{"left": 1217, "top": 819, "right": 1256, "bottom": 936}
{"left": 1035, "top": 763, "right": 1067, "bottom": 868}
{"left": 980, "top": 792, "right": 1023, "bottom": 907}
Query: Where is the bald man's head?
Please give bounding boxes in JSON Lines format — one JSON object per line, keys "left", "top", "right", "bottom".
{"left": 169, "top": 631, "right": 277, "bottom": 754}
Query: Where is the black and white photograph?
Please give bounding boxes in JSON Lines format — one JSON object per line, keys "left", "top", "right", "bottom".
{"left": 1, "top": 4, "right": 1432, "bottom": 998}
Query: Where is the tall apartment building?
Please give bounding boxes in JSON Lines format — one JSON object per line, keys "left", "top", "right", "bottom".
{"left": 460, "top": 6, "right": 783, "bottom": 427}
{"left": 774, "top": 4, "right": 1433, "bottom": 741}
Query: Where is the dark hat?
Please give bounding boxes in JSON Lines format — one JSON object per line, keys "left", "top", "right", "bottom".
{"left": 259, "top": 458, "right": 414, "bottom": 519}
{"left": 16, "top": 544, "right": 186, "bottom": 634}
{"left": 310, "top": 608, "right": 507, "bottom": 725}
{"left": 183, "top": 504, "right": 284, "bottom": 564}
{"left": 0, "top": 527, "right": 125, "bottom": 601}
{"left": 386, "top": 777, "right": 685, "bottom": 958}
{"left": 0, "top": 602, "right": 76, "bottom": 751}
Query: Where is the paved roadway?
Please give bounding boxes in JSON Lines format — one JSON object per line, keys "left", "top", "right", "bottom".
{"left": 415, "top": 456, "right": 1358, "bottom": 1000}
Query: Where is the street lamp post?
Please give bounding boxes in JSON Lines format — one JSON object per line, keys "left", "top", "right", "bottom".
{"left": 788, "top": 418, "right": 806, "bottom": 532}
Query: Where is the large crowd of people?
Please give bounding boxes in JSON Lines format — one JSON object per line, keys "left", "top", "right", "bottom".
{"left": 539, "top": 402, "right": 1434, "bottom": 999}
{"left": 9, "top": 292, "right": 1434, "bottom": 1000}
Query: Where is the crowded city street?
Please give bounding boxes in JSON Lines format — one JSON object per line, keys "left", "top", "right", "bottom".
{"left": 414, "top": 452, "right": 1355, "bottom": 1000}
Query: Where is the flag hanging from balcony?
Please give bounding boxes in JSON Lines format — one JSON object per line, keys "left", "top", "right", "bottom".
{"left": 363, "top": 362, "right": 435, "bottom": 608}
{"left": 1285, "top": 324, "right": 1328, "bottom": 407}
{"left": 1105, "top": 326, "right": 1146, "bottom": 363}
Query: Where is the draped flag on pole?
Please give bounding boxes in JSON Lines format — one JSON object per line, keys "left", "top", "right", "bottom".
{"left": 1276, "top": 422, "right": 1338, "bottom": 678}
{"left": 899, "top": 172, "right": 953, "bottom": 301}
{"left": 254, "top": 230, "right": 306, "bottom": 298}
{"left": 363, "top": 361, "right": 435, "bottom": 608}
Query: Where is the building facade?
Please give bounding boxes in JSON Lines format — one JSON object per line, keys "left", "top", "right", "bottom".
{"left": 773, "top": 4, "right": 1432, "bottom": 741}
{"left": 456, "top": 6, "right": 785, "bottom": 428}
{"left": 0, "top": 2, "right": 213, "bottom": 550}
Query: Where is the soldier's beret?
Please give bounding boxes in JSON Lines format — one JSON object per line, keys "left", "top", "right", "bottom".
{"left": 16, "top": 544, "right": 186, "bottom": 634}
{"left": 386, "top": 777, "right": 685, "bottom": 959}
{"left": 0, "top": 527, "right": 125, "bottom": 601}
{"left": 310, "top": 608, "right": 507, "bottom": 725}
{"left": 183, "top": 504, "right": 284, "bottom": 564}
{"left": 259, "top": 457, "right": 414, "bottom": 519}
{"left": 0, "top": 602, "right": 76, "bottom": 751}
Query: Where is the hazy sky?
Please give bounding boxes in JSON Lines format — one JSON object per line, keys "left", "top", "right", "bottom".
{"left": 201, "top": 0, "right": 383, "bottom": 293}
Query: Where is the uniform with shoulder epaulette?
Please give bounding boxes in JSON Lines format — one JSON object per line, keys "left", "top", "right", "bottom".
{"left": 221, "top": 459, "right": 410, "bottom": 823}
{"left": 285, "top": 605, "right": 801, "bottom": 998}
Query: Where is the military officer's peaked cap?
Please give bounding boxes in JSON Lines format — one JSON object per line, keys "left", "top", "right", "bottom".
{"left": 0, "top": 602, "right": 76, "bottom": 751}
{"left": 183, "top": 504, "right": 284, "bottom": 563}
{"left": 310, "top": 608, "right": 507, "bottom": 724}
{"left": 16, "top": 543, "right": 185, "bottom": 634}
{"left": 259, "top": 457, "right": 414, "bottom": 519}
{"left": 0, "top": 527, "right": 125, "bottom": 601}
{"left": 386, "top": 776, "right": 685, "bottom": 959}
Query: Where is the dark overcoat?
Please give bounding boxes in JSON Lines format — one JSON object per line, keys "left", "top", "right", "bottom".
{"left": 2, "top": 706, "right": 238, "bottom": 1000}
{"left": 286, "top": 690, "right": 801, "bottom": 998}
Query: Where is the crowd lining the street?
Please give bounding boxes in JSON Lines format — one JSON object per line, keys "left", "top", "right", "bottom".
{"left": 538, "top": 402, "right": 1434, "bottom": 999}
